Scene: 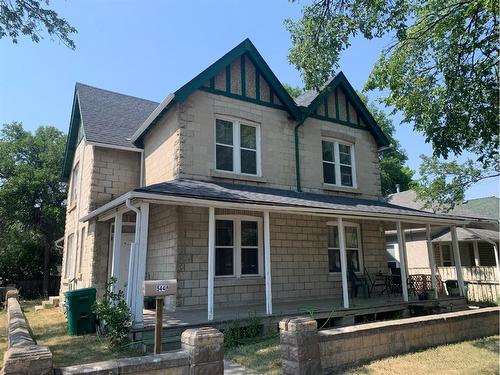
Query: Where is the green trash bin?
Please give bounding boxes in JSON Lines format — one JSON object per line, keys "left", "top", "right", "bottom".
{"left": 64, "top": 288, "right": 96, "bottom": 335}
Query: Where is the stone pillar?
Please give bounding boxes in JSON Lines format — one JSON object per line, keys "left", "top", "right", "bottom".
{"left": 279, "top": 317, "right": 321, "bottom": 375}
{"left": 181, "top": 327, "right": 224, "bottom": 375}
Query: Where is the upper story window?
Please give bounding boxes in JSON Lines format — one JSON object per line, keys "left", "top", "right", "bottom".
{"left": 70, "top": 163, "right": 80, "bottom": 205}
{"left": 65, "top": 233, "right": 76, "bottom": 279}
{"left": 215, "top": 215, "right": 263, "bottom": 277}
{"left": 327, "top": 222, "right": 363, "bottom": 274}
{"left": 215, "top": 118, "right": 261, "bottom": 176}
{"left": 322, "top": 139, "right": 357, "bottom": 188}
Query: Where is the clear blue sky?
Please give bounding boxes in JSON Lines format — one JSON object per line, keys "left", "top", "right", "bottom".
{"left": 0, "top": 0, "right": 497, "bottom": 199}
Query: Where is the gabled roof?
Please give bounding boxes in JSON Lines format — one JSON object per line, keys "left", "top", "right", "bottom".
{"left": 388, "top": 190, "right": 499, "bottom": 221}
{"left": 296, "top": 72, "right": 389, "bottom": 148}
{"left": 432, "top": 227, "right": 499, "bottom": 243}
{"left": 130, "top": 38, "right": 302, "bottom": 143}
{"left": 62, "top": 83, "right": 159, "bottom": 180}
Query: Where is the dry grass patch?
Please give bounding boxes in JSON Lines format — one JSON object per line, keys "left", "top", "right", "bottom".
{"left": 226, "top": 335, "right": 499, "bottom": 375}
{"left": 21, "top": 300, "right": 143, "bottom": 368}
{"left": 345, "top": 335, "right": 499, "bottom": 375}
{"left": 0, "top": 306, "right": 7, "bottom": 362}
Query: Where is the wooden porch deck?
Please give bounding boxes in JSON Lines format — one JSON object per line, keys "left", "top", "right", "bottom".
{"left": 139, "top": 294, "right": 468, "bottom": 332}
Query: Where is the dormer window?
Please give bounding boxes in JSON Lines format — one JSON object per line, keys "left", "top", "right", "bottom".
{"left": 322, "top": 139, "right": 357, "bottom": 188}
{"left": 215, "top": 117, "right": 261, "bottom": 176}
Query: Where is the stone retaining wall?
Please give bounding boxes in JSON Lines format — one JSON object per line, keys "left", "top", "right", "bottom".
{"left": 1, "top": 290, "right": 53, "bottom": 375}
{"left": 280, "top": 307, "right": 500, "bottom": 374}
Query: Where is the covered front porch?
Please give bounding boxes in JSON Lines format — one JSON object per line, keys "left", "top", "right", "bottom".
{"left": 81, "top": 179, "right": 482, "bottom": 328}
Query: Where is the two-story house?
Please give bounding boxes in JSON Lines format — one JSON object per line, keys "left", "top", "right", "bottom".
{"left": 60, "top": 39, "right": 483, "bottom": 328}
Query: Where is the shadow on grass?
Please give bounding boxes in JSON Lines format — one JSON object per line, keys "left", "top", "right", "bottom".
{"left": 470, "top": 336, "right": 499, "bottom": 354}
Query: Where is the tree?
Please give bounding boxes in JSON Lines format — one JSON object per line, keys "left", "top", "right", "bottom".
{"left": 283, "top": 83, "right": 303, "bottom": 98}
{"left": 0, "top": 122, "right": 67, "bottom": 294}
{"left": 285, "top": 0, "right": 498, "bottom": 205}
{"left": 0, "top": 0, "right": 77, "bottom": 48}
{"left": 414, "top": 155, "right": 499, "bottom": 212}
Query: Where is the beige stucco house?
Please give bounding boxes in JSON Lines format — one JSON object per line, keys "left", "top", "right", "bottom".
{"left": 60, "top": 39, "right": 489, "bottom": 327}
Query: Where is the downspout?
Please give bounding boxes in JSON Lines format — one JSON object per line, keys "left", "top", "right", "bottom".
{"left": 125, "top": 199, "right": 141, "bottom": 310}
{"left": 294, "top": 117, "right": 306, "bottom": 192}
{"left": 139, "top": 150, "right": 144, "bottom": 188}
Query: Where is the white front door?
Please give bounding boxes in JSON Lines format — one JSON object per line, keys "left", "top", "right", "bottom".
{"left": 116, "top": 233, "right": 135, "bottom": 294}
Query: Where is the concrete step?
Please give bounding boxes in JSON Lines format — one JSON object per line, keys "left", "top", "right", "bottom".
{"left": 41, "top": 300, "right": 54, "bottom": 309}
{"left": 35, "top": 305, "right": 44, "bottom": 311}
{"left": 48, "top": 296, "right": 60, "bottom": 307}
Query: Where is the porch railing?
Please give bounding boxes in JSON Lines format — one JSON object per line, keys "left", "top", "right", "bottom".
{"left": 409, "top": 266, "right": 499, "bottom": 302}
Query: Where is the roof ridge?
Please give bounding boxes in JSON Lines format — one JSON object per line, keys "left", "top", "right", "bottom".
{"left": 75, "top": 82, "right": 160, "bottom": 105}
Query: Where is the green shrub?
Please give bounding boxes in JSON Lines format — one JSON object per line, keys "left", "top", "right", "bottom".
{"left": 92, "top": 277, "right": 132, "bottom": 348}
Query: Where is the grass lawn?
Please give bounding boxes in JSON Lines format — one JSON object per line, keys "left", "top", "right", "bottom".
{"left": 226, "top": 335, "right": 500, "bottom": 375}
{"left": 1, "top": 300, "right": 144, "bottom": 368}
{"left": 0, "top": 306, "right": 6, "bottom": 362}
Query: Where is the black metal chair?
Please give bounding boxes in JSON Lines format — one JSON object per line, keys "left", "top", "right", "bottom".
{"left": 347, "top": 262, "right": 370, "bottom": 298}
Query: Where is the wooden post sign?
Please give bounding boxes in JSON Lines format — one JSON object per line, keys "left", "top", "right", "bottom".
{"left": 143, "top": 280, "right": 177, "bottom": 354}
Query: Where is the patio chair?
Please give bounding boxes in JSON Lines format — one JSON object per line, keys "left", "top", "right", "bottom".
{"left": 347, "top": 262, "right": 370, "bottom": 298}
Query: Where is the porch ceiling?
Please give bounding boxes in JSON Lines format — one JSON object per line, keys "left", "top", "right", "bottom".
{"left": 81, "top": 179, "right": 488, "bottom": 225}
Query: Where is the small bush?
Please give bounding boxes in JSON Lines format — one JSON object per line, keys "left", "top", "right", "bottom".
{"left": 92, "top": 277, "right": 132, "bottom": 348}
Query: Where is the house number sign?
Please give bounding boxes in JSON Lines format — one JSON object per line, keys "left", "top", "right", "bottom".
{"left": 143, "top": 279, "right": 177, "bottom": 297}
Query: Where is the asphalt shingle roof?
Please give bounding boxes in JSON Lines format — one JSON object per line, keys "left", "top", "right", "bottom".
{"left": 76, "top": 83, "right": 159, "bottom": 148}
{"left": 135, "top": 179, "right": 476, "bottom": 221}
{"left": 433, "top": 227, "right": 499, "bottom": 242}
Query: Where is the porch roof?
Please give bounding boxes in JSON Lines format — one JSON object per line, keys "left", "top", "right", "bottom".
{"left": 432, "top": 227, "right": 499, "bottom": 243}
{"left": 81, "top": 179, "right": 486, "bottom": 224}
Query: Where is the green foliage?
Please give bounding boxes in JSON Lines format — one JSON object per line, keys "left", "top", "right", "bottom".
{"left": 92, "top": 278, "right": 132, "bottom": 348}
{"left": 0, "top": 122, "right": 67, "bottom": 288}
{"left": 413, "top": 155, "right": 499, "bottom": 212}
{"left": 223, "top": 312, "right": 263, "bottom": 348}
{"left": 0, "top": 0, "right": 77, "bottom": 48}
{"left": 283, "top": 83, "right": 303, "bottom": 98}
{"left": 286, "top": 0, "right": 498, "bottom": 202}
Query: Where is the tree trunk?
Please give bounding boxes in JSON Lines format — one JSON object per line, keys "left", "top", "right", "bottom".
{"left": 43, "top": 244, "right": 49, "bottom": 296}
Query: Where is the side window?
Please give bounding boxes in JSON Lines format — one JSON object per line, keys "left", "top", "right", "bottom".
{"left": 65, "top": 233, "right": 76, "bottom": 279}
{"left": 70, "top": 163, "right": 80, "bottom": 205}
{"left": 215, "top": 118, "right": 260, "bottom": 176}
{"left": 322, "top": 139, "right": 356, "bottom": 188}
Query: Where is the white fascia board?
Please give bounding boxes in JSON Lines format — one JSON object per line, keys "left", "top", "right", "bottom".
{"left": 86, "top": 141, "right": 143, "bottom": 153}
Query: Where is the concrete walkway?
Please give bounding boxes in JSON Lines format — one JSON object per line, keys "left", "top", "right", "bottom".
{"left": 224, "top": 360, "right": 260, "bottom": 374}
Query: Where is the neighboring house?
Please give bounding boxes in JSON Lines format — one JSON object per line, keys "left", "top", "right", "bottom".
{"left": 386, "top": 191, "right": 499, "bottom": 299}
{"left": 59, "top": 39, "right": 487, "bottom": 327}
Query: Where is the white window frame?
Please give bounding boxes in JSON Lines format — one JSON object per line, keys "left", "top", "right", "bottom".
{"left": 321, "top": 138, "right": 357, "bottom": 188}
{"left": 214, "top": 116, "right": 261, "bottom": 177}
{"left": 326, "top": 221, "right": 363, "bottom": 274}
{"left": 65, "top": 233, "right": 76, "bottom": 279}
{"left": 215, "top": 215, "right": 263, "bottom": 278}
{"left": 70, "top": 162, "right": 80, "bottom": 205}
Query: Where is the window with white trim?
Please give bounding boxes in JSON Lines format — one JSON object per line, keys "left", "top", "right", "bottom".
{"left": 215, "top": 216, "right": 262, "bottom": 277}
{"left": 70, "top": 162, "right": 80, "bottom": 204}
{"left": 65, "top": 233, "right": 76, "bottom": 279}
{"left": 322, "top": 139, "right": 356, "bottom": 187}
{"left": 327, "top": 222, "right": 363, "bottom": 273}
{"left": 215, "top": 118, "right": 261, "bottom": 176}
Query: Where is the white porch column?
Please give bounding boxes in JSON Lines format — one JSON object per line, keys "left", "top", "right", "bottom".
{"left": 263, "top": 211, "right": 272, "bottom": 315}
{"left": 450, "top": 225, "right": 465, "bottom": 296}
{"left": 473, "top": 242, "right": 480, "bottom": 267}
{"left": 396, "top": 221, "right": 409, "bottom": 302}
{"left": 207, "top": 207, "right": 215, "bottom": 321}
{"left": 110, "top": 212, "right": 123, "bottom": 292}
{"left": 426, "top": 224, "right": 438, "bottom": 299}
{"left": 133, "top": 202, "right": 150, "bottom": 325}
{"left": 338, "top": 217, "right": 349, "bottom": 309}
{"left": 126, "top": 211, "right": 141, "bottom": 308}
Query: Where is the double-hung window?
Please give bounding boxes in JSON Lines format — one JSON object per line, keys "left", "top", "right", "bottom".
{"left": 215, "top": 118, "right": 261, "bottom": 176}
{"left": 327, "top": 222, "right": 363, "bottom": 273}
{"left": 215, "top": 216, "right": 262, "bottom": 277}
{"left": 322, "top": 139, "right": 356, "bottom": 187}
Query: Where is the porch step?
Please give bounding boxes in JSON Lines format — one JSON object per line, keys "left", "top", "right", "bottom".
{"left": 48, "top": 296, "right": 60, "bottom": 307}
